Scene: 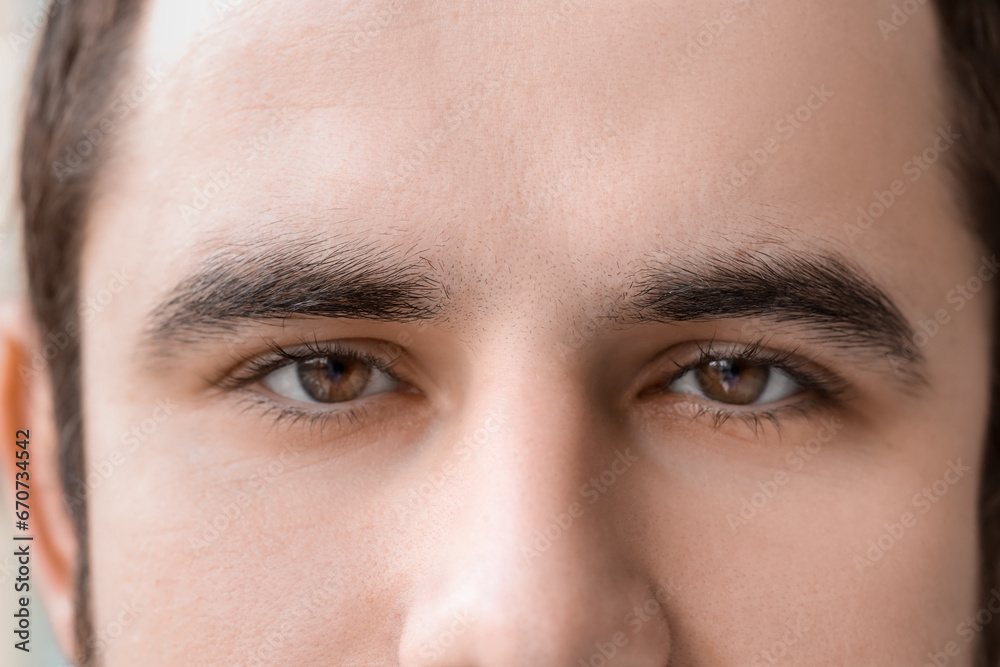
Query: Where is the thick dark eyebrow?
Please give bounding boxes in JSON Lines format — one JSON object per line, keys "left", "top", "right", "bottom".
{"left": 142, "top": 237, "right": 443, "bottom": 350}
{"left": 144, "top": 237, "right": 925, "bottom": 384}
{"left": 624, "top": 249, "right": 926, "bottom": 384}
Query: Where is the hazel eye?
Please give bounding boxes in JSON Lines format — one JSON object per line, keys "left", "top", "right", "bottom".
{"left": 669, "top": 358, "right": 801, "bottom": 405}
{"left": 261, "top": 355, "right": 400, "bottom": 404}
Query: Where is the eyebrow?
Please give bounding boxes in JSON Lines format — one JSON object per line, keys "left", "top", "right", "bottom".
{"left": 142, "top": 238, "right": 925, "bottom": 383}
{"left": 142, "top": 236, "right": 443, "bottom": 348}
{"left": 625, "top": 250, "right": 925, "bottom": 383}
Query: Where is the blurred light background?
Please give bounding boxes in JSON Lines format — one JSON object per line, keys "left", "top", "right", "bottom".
{"left": 3, "top": 0, "right": 69, "bottom": 664}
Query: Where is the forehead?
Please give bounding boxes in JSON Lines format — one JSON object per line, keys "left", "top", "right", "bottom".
{"left": 85, "top": 0, "right": 960, "bottom": 314}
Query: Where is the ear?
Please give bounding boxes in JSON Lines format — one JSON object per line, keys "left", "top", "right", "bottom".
{"left": 0, "top": 299, "right": 80, "bottom": 660}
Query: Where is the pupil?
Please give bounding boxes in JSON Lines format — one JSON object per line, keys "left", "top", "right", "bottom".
{"left": 296, "top": 356, "right": 371, "bottom": 403}
{"left": 324, "top": 358, "right": 346, "bottom": 381}
{"left": 712, "top": 359, "right": 747, "bottom": 391}
{"left": 696, "top": 358, "right": 770, "bottom": 405}
{"left": 717, "top": 360, "right": 742, "bottom": 389}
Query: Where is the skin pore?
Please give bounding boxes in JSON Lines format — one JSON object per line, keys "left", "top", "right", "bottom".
{"left": 0, "top": 0, "right": 995, "bottom": 664}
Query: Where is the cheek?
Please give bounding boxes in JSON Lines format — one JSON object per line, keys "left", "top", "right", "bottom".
{"left": 617, "top": 423, "right": 982, "bottom": 664}
{"left": 85, "top": 407, "right": 411, "bottom": 663}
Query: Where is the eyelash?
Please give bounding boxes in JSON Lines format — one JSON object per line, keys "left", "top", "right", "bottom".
{"left": 658, "top": 337, "right": 850, "bottom": 434}
{"left": 220, "top": 338, "right": 406, "bottom": 432}
{"left": 220, "top": 336, "right": 849, "bottom": 435}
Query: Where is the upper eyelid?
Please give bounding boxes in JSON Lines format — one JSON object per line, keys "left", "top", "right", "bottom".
{"left": 667, "top": 340, "right": 803, "bottom": 377}
{"left": 220, "top": 339, "right": 843, "bottom": 439}
{"left": 223, "top": 337, "right": 848, "bottom": 406}
{"left": 219, "top": 339, "right": 405, "bottom": 390}
{"left": 661, "top": 340, "right": 850, "bottom": 401}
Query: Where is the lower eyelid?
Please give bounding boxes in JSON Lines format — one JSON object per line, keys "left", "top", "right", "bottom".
{"left": 233, "top": 391, "right": 374, "bottom": 432}
{"left": 643, "top": 395, "right": 828, "bottom": 438}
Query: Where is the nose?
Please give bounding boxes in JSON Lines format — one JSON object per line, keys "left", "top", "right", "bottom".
{"left": 396, "top": 384, "right": 674, "bottom": 666}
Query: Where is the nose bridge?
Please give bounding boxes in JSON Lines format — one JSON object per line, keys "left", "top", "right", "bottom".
{"left": 397, "top": 366, "right": 672, "bottom": 666}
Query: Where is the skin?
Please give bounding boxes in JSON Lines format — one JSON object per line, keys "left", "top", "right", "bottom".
{"left": 0, "top": 0, "right": 994, "bottom": 664}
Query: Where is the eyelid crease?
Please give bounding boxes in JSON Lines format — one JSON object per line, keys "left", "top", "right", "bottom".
{"left": 658, "top": 335, "right": 854, "bottom": 405}
{"left": 217, "top": 336, "right": 407, "bottom": 391}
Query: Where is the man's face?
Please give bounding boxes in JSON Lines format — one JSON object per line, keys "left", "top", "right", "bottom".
{"left": 63, "top": 0, "right": 992, "bottom": 663}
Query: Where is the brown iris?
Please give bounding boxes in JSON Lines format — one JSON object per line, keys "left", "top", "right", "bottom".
{"left": 296, "top": 356, "right": 373, "bottom": 403}
{"left": 694, "top": 359, "right": 770, "bottom": 405}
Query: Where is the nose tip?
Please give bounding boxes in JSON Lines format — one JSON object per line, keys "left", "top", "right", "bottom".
{"left": 394, "top": 367, "right": 675, "bottom": 666}
{"left": 397, "top": 551, "right": 676, "bottom": 666}
{"left": 396, "top": 447, "right": 674, "bottom": 667}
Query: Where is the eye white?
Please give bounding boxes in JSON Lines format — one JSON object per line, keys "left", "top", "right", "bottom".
{"left": 260, "top": 361, "right": 399, "bottom": 403}
{"left": 668, "top": 366, "right": 801, "bottom": 405}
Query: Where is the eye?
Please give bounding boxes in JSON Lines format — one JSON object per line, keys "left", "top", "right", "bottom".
{"left": 669, "top": 358, "right": 801, "bottom": 405}
{"left": 261, "top": 355, "right": 401, "bottom": 404}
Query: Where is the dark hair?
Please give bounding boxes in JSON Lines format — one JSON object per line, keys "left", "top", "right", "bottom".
{"left": 19, "top": 1, "right": 144, "bottom": 662}
{"left": 17, "top": 1, "right": 1000, "bottom": 664}
{"left": 935, "top": 3, "right": 1000, "bottom": 666}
